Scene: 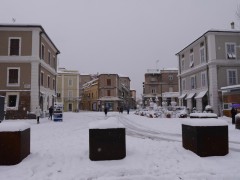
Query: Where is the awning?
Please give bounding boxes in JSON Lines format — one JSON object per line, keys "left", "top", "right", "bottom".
{"left": 195, "top": 90, "right": 207, "bottom": 99}
{"left": 185, "top": 93, "right": 195, "bottom": 99}
{"left": 178, "top": 93, "right": 187, "bottom": 99}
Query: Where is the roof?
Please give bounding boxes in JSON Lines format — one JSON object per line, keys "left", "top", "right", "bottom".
{"left": 57, "top": 68, "right": 79, "bottom": 74}
{"left": 175, "top": 29, "right": 240, "bottom": 55}
{"left": 0, "top": 24, "right": 60, "bottom": 54}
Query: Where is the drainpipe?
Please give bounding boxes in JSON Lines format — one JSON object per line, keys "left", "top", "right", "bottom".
{"left": 38, "top": 31, "right": 43, "bottom": 108}
{"left": 205, "top": 35, "right": 210, "bottom": 106}
{"left": 177, "top": 54, "right": 182, "bottom": 106}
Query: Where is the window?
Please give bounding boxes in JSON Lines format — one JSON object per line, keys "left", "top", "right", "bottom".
{"left": 9, "top": 38, "right": 21, "bottom": 56}
{"left": 191, "top": 75, "right": 196, "bottom": 89}
{"left": 6, "top": 92, "right": 19, "bottom": 110}
{"left": 182, "top": 79, "right": 186, "bottom": 91}
{"left": 151, "top": 89, "right": 156, "bottom": 93}
{"left": 181, "top": 59, "right": 185, "bottom": 71}
{"left": 200, "top": 47, "right": 205, "bottom": 63}
{"left": 41, "top": 72, "right": 44, "bottom": 86}
{"left": 226, "top": 43, "right": 236, "bottom": 59}
{"left": 7, "top": 67, "right": 20, "bottom": 86}
{"left": 57, "top": 93, "right": 61, "bottom": 97}
{"left": 107, "top": 90, "right": 111, "bottom": 96}
{"left": 150, "top": 77, "right": 157, "bottom": 82}
{"left": 68, "top": 90, "right": 73, "bottom": 97}
{"left": 47, "top": 76, "right": 50, "bottom": 88}
{"left": 189, "top": 53, "right": 194, "bottom": 67}
{"left": 168, "top": 75, "right": 173, "bottom": 81}
{"left": 68, "top": 79, "right": 73, "bottom": 87}
{"left": 53, "top": 56, "right": 55, "bottom": 68}
{"left": 201, "top": 72, "right": 207, "bottom": 87}
{"left": 227, "top": 69, "right": 237, "bottom": 85}
{"left": 107, "top": 79, "right": 111, "bottom": 86}
{"left": 48, "top": 51, "right": 51, "bottom": 64}
{"left": 41, "top": 44, "right": 45, "bottom": 60}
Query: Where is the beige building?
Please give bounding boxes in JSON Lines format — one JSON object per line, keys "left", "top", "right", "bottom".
{"left": 56, "top": 68, "right": 80, "bottom": 112}
{"left": 176, "top": 28, "right": 240, "bottom": 115}
{"left": 0, "top": 24, "right": 60, "bottom": 119}
{"left": 143, "top": 68, "right": 179, "bottom": 106}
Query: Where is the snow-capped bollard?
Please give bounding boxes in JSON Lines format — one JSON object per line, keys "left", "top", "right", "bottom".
{"left": 0, "top": 122, "right": 30, "bottom": 165}
{"left": 182, "top": 119, "right": 228, "bottom": 157}
{"left": 89, "top": 117, "right": 126, "bottom": 161}
{"left": 190, "top": 112, "right": 218, "bottom": 119}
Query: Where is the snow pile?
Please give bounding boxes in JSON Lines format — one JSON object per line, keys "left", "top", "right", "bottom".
{"left": 89, "top": 117, "right": 124, "bottom": 129}
{"left": 0, "top": 121, "right": 30, "bottom": 132}
{"left": 0, "top": 112, "right": 239, "bottom": 179}
{"left": 190, "top": 112, "right": 217, "bottom": 118}
{"left": 182, "top": 119, "right": 228, "bottom": 126}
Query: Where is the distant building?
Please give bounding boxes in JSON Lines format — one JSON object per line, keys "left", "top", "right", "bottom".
{"left": 176, "top": 28, "right": 240, "bottom": 115}
{"left": 142, "top": 68, "right": 179, "bottom": 107}
{"left": 79, "top": 73, "right": 95, "bottom": 110}
{"left": 0, "top": 24, "right": 60, "bottom": 119}
{"left": 56, "top": 68, "right": 80, "bottom": 112}
{"left": 81, "top": 78, "right": 98, "bottom": 111}
{"left": 129, "top": 89, "right": 137, "bottom": 109}
{"left": 81, "top": 73, "right": 134, "bottom": 111}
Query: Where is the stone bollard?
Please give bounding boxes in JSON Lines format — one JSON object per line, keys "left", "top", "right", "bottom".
{"left": 182, "top": 119, "right": 228, "bottom": 157}
{"left": 0, "top": 122, "right": 30, "bottom": 165}
{"left": 89, "top": 117, "right": 126, "bottom": 161}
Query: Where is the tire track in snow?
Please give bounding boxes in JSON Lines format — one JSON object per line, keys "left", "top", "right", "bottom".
{"left": 116, "top": 115, "right": 182, "bottom": 142}
{"left": 116, "top": 114, "right": 240, "bottom": 152}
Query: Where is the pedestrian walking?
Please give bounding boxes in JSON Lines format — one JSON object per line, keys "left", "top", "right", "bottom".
{"left": 49, "top": 106, "right": 53, "bottom": 120}
{"left": 35, "top": 106, "right": 41, "bottom": 124}
{"left": 104, "top": 107, "right": 108, "bottom": 116}
{"left": 231, "top": 107, "right": 237, "bottom": 124}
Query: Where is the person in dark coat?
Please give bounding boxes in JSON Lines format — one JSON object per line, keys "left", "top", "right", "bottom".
{"left": 127, "top": 106, "right": 130, "bottom": 114}
{"left": 104, "top": 107, "right": 108, "bottom": 116}
{"left": 35, "top": 106, "right": 41, "bottom": 124}
{"left": 231, "top": 107, "right": 237, "bottom": 124}
{"left": 49, "top": 106, "right": 53, "bottom": 120}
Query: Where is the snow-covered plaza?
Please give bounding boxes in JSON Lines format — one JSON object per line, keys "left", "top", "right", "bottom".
{"left": 0, "top": 111, "right": 240, "bottom": 180}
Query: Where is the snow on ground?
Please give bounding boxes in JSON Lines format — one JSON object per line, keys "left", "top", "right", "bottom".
{"left": 0, "top": 111, "right": 240, "bottom": 180}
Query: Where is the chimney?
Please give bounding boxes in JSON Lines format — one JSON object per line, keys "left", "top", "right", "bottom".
{"left": 231, "top": 22, "right": 235, "bottom": 29}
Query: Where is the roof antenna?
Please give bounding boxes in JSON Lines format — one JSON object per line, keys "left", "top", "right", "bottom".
{"left": 12, "top": 18, "right": 16, "bottom": 23}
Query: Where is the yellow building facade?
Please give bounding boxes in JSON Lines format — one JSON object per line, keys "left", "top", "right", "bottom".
{"left": 57, "top": 68, "right": 80, "bottom": 112}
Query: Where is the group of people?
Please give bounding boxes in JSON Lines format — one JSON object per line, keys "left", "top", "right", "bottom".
{"left": 35, "top": 106, "right": 54, "bottom": 124}
{"left": 103, "top": 106, "right": 130, "bottom": 117}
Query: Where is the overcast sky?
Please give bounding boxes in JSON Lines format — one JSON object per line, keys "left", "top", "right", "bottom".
{"left": 1, "top": 0, "right": 239, "bottom": 98}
